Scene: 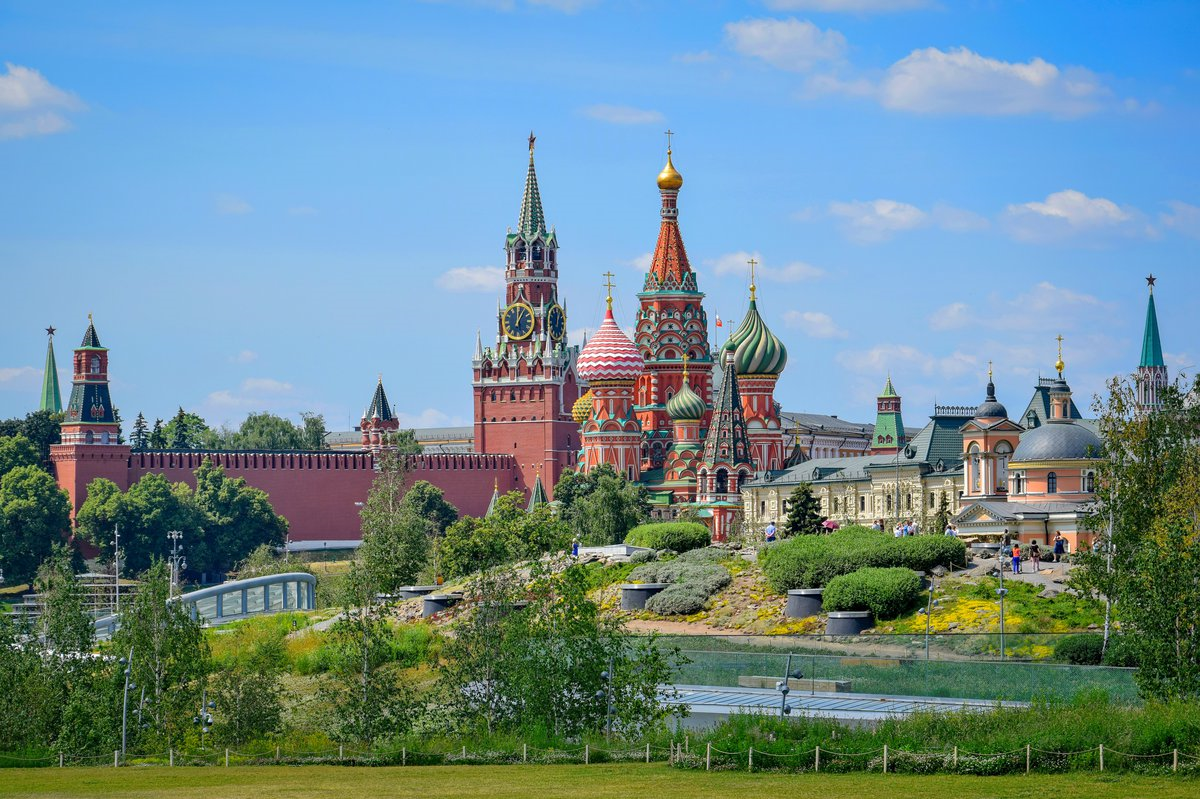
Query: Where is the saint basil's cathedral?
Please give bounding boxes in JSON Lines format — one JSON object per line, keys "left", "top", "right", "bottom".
{"left": 41, "top": 138, "right": 1171, "bottom": 549}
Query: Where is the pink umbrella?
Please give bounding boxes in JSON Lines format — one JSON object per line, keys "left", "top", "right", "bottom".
{"left": 823, "top": 520, "right": 840, "bottom": 530}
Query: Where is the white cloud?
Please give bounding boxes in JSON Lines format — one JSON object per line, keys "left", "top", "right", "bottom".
{"left": 229, "top": 350, "right": 258, "bottom": 364}
{"left": 437, "top": 266, "right": 505, "bottom": 292}
{"left": 627, "top": 252, "right": 653, "bottom": 271}
{"left": 829, "top": 199, "right": 925, "bottom": 242}
{"left": 1003, "top": 189, "right": 1147, "bottom": 243}
{"left": 709, "top": 250, "right": 824, "bottom": 282}
{"left": 394, "top": 408, "right": 467, "bottom": 428}
{"left": 0, "top": 62, "right": 84, "bottom": 141}
{"left": 783, "top": 310, "right": 847, "bottom": 339}
{"left": 836, "top": 343, "right": 977, "bottom": 380}
{"left": 877, "top": 47, "right": 1109, "bottom": 117}
{"left": 204, "top": 378, "right": 294, "bottom": 409}
{"left": 724, "top": 18, "right": 846, "bottom": 72}
{"left": 765, "top": 0, "right": 930, "bottom": 10}
{"left": 0, "top": 366, "right": 39, "bottom": 385}
{"left": 242, "top": 377, "right": 293, "bottom": 393}
{"left": 1160, "top": 201, "right": 1200, "bottom": 239}
{"left": 215, "top": 194, "right": 253, "bottom": 215}
{"left": 928, "top": 302, "right": 971, "bottom": 332}
{"left": 580, "top": 104, "right": 665, "bottom": 125}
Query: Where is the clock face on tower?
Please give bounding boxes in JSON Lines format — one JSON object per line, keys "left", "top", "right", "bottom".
{"left": 547, "top": 304, "right": 566, "bottom": 341}
{"left": 503, "top": 302, "right": 535, "bottom": 340}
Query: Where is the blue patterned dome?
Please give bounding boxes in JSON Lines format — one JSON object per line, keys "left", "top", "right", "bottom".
{"left": 725, "top": 299, "right": 787, "bottom": 376}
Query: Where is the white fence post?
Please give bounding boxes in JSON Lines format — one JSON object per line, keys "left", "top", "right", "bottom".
{"left": 883, "top": 744, "right": 888, "bottom": 773}
{"left": 646, "top": 743, "right": 650, "bottom": 764}
{"left": 339, "top": 744, "right": 343, "bottom": 760}
{"left": 953, "top": 745, "right": 957, "bottom": 768}
{"left": 1099, "top": 744, "right": 1104, "bottom": 772}
{"left": 402, "top": 746, "right": 406, "bottom": 766}
{"left": 706, "top": 742, "right": 711, "bottom": 772}
{"left": 748, "top": 746, "right": 753, "bottom": 772}
{"left": 523, "top": 743, "right": 527, "bottom": 763}
{"left": 585, "top": 744, "right": 589, "bottom": 765}
{"left": 1173, "top": 749, "right": 1178, "bottom": 772}
{"left": 114, "top": 750, "right": 119, "bottom": 768}
{"left": 685, "top": 735, "right": 689, "bottom": 754}
{"left": 59, "top": 752, "right": 64, "bottom": 768}
{"left": 275, "top": 745, "right": 280, "bottom": 761}
{"left": 225, "top": 748, "right": 229, "bottom": 767}
{"left": 815, "top": 745, "right": 820, "bottom": 772}
{"left": 462, "top": 745, "right": 467, "bottom": 759}
{"left": 169, "top": 749, "right": 173, "bottom": 767}
{"left": 1026, "top": 744, "right": 1030, "bottom": 774}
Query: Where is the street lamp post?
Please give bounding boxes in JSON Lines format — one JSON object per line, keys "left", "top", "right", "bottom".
{"left": 595, "top": 658, "right": 615, "bottom": 739}
{"left": 113, "top": 525, "right": 121, "bottom": 614}
{"left": 167, "top": 531, "right": 186, "bottom": 598}
{"left": 120, "top": 647, "right": 134, "bottom": 761}
{"left": 776, "top": 654, "right": 803, "bottom": 718}
{"left": 194, "top": 689, "right": 215, "bottom": 750}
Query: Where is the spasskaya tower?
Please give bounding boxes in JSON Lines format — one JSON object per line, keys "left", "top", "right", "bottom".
{"left": 471, "top": 134, "right": 583, "bottom": 497}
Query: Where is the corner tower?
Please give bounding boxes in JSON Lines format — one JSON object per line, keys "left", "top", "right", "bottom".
{"left": 361, "top": 376, "right": 400, "bottom": 454}
{"left": 1136, "top": 274, "right": 1169, "bottom": 412}
{"left": 634, "top": 135, "right": 714, "bottom": 470}
{"left": 472, "top": 134, "right": 583, "bottom": 495}
{"left": 871, "top": 376, "right": 906, "bottom": 454}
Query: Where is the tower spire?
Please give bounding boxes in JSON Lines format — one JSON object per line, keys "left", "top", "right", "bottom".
{"left": 517, "top": 131, "right": 546, "bottom": 239}
{"left": 40, "top": 325, "right": 62, "bottom": 414}
{"left": 1137, "top": 274, "right": 1169, "bottom": 411}
{"left": 1055, "top": 334, "right": 1065, "bottom": 378}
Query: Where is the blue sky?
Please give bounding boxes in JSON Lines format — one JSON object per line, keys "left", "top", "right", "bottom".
{"left": 1, "top": 0, "right": 1197, "bottom": 433}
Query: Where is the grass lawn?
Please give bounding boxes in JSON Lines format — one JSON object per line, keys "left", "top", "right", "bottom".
{"left": 1, "top": 764, "right": 1194, "bottom": 799}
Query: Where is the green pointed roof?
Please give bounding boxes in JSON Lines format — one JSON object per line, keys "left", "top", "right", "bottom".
{"left": 701, "top": 351, "right": 754, "bottom": 470}
{"left": 1140, "top": 290, "right": 1165, "bottom": 368}
{"left": 517, "top": 137, "right": 546, "bottom": 241}
{"left": 40, "top": 330, "right": 62, "bottom": 414}
{"left": 486, "top": 480, "right": 500, "bottom": 516}
{"left": 527, "top": 472, "right": 547, "bottom": 511}
{"left": 880, "top": 375, "right": 898, "bottom": 398}
{"left": 364, "top": 377, "right": 394, "bottom": 421}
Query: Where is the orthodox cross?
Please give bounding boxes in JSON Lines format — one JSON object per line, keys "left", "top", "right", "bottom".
{"left": 747, "top": 257, "right": 758, "bottom": 299}
{"left": 602, "top": 271, "right": 615, "bottom": 308}
{"left": 664, "top": 129, "right": 674, "bottom": 152}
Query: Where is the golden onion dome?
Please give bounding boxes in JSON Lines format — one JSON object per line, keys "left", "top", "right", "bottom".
{"left": 572, "top": 390, "right": 594, "bottom": 424}
{"left": 657, "top": 150, "right": 683, "bottom": 191}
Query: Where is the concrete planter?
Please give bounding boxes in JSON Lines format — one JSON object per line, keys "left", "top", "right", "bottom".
{"left": 422, "top": 593, "right": 463, "bottom": 617}
{"left": 785, "top": 588, "right": 824, "bottom": 619}
{"left": 619, "top": 583, "right": 668, "bottom": 611}
{"left": 825, "top": 610, "right": 875, "bottom": 635}
{"left": 398, "top": 585, "right": 439, "bottom": 600}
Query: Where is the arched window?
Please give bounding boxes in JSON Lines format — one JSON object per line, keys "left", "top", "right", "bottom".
{"left": 1047, "top": 472, "right": 1058, "bottom": 494}
{"left": 995, "top": 440, "right": 1014, "bottom": 492}
{"left": 85, "top": 430, "right": 94, "bottom": 444}
{"left": 968, "top": 443, "right": 982, "bottom": 493}
{"left": 715, "top": 469, "right": 728, "bottom": 493}
{"left": 859, "top": 495, "right": 866, "bottom": 512}
{"left": 833, "top": 497, "right": 839, "bottom": 513}
{"left": 89, "top": 355, "right": 101, "bottom": 374}
{"left": 885, "top": 495, "right": 892, "bottom": 512}
{"left": 1084, "top": 472, "right": 1095, "bottom": 493}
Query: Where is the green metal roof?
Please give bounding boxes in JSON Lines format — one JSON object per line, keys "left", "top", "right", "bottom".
{"left": 1140, "top": 291, "right": 1165, "bottom": 368}
{"left": 40, "top": 334, "right": 62, "bottom": 414}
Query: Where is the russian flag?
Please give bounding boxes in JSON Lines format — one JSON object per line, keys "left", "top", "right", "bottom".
{"left": 715, "top": 315, "right": 722, "bottom": 327}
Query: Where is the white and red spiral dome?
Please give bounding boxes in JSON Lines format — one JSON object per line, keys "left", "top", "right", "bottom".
{"left": 577, "top": 308, "right": 644, "bottom": 382}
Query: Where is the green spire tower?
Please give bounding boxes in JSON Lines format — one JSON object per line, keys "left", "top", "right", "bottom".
{"left": 871, "top": 375, "right": 906, "bottom": 454}
{"left": 40, "top": 325, "right": 62, "bottom": 414}
{"left": 1137, "top": 274, "right": 1169, "bottom": 410}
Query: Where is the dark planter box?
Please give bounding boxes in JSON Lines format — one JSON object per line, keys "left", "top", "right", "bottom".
{"left": 825, "top": 610, "right": 875, "bottom": 635}
{"left": 785, "top": 588, "right": 824, "bottom": 619}
{"left": 422, "top": 593, "right": 463, "bottom": 617}
{"left": 619, "top": 583, "right": 668, "bottom": 611}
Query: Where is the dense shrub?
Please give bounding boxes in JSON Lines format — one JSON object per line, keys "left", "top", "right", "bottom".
{"left": 625, "top": 522, "right": 711, "bottom": 553}
{"left": 1054, "top": 633, "right": 1105, "bottom": 665}
{"left": 759, "top": 526, "right": 967, "bottom": 592}
{"left": 1102, "top": 635, "right": 1141, "bottom": 668}
{"left": 822, "top": 567, "right": 922, "bottom": 619}
{"left": 629, "top": 561, "right": 731, "bottom": 594}
{"left": 645, "top": 584, "right": 710, "bottom": 615}
{"left": 627, "top": 549, "right": 657, "bottom": 564}
{"left": 677, "top": 546, "right": 730, "bottom": 564}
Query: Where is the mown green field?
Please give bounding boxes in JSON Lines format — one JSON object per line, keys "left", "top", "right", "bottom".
{"left": 1, "top": 764, "right": 1194, "bottom": 799}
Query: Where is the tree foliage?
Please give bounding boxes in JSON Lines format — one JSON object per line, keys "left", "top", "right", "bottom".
{"left": 35, "top": 544, "right": 93, "bottom": 654}
{"left": 130, "top": 413, "right": 150, "bottom": 451}
{"left": 0, "top": 433, "right": 41, "bottom": 478}
{"left": 76, "top": 460, "right": 287, "bottom": 579}
{"left": 360, "top": 467, "right": 460, "bottom": 592}
{"left": 0, "top": 464, "right": 71, "bottom": 585}
{"left": 437, "top": 492, "right": 568, "bottom": 580}
{"left": 1074, "top": 374, "right": 1200, "bottom": 701}
{"left": 554, "top": 465, "right": 649, "bottom": 546}
{"left": 782, "top": 482, "right": 825, "bottom": 537}
{"left": 0, "top": 410, "right": 61, "bottom": 467}
{"left": 932, "top": 492, "right": 952, "bottom": 535}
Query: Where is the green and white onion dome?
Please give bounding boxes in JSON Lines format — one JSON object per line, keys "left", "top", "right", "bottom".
{"left": 667, "top": 379, "right": 706, "bottom": 421}
{"left": 722, "top": 299, "right": 787, "bottom": 376}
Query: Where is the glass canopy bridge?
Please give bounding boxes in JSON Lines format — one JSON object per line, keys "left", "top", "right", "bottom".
{"left": 93, "top": 572, "right": 316, "bottom": 640}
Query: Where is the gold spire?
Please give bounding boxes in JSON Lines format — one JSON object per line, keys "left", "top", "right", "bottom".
{"left": 988, "top": 360, "right": 993, "bottom": 381}
{"left": 747, "top": 257, "right": 758, "bottom": 301}
{"left": 88, "top": 312, "right": 93, "bottom": 323}
{"left": 681, "top": 352, "right": 690, "bottom": 382}
{"left": 656, "top": 129, "right": 683, "bottom": 191}
{"left": 1055, "top": 334, "right": 1065, "bottom": 377}
{"left": 603, "top": 271, "right": 615, "bottom": 310}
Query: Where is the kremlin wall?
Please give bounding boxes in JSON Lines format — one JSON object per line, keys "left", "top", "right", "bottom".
{"left": 40, "top": 138, "right": 1173, "bottom": 550}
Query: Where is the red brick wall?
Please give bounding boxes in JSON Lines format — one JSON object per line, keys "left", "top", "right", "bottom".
{"left": 54, "top": 448, "right": 518, "bottom": 545}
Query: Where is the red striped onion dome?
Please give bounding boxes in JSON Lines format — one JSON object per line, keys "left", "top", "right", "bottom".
{"left": 577, "top": 308, "right": 644, "bottom": 382}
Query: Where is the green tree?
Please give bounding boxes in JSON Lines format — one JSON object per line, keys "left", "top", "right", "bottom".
{"left": 149, "top": 418, "right": 167, "bottom": 450}
{"left": 389, "top": 429, "right": 422, "bottom": 455}
{"left": 1075, "top": 374, "right": 1200, "bottom": 701}
{"left": 130, "top": 413, "right": 149, "bottom": 451}
{"left": 113, "top": 407, "right": 125, "bottom": 445}
{"left": 189, "top": 459, "right": 288, "bottom": 577}
{"left": 112, "top": 561, "right": 209, "bottom": 749}
{"left": 300, "top": 412, "right": 329, "bottom": 450}
{"left": 437, "top": 492, "right": 568, "bottom": 580}
{"left": 554, "top": 465, "right": 649, "bottom": 546}
{"left": 782, "top": 482, "right": 825, "bottom": 537}
{"left": 932, "top": 492, "right": 951, "bottom": 536}
{"left": 400, "top": 480, "right": 459, "bottom": 533}
{"left": 0, "top": 410, "right": 61, "bottom": 466}
{"left": 76, "top": 473, "right": 200, "bottom": 575}
{"left": 35, "top": 544, "right": 93, "bottom": 654}
{"left": 227, "top": 411, "right": 304, "bottom": 450}
{"left": 319, "top": 565, "right": 413, "bottom": 743}
{"left": 208, "top": 622, "right": 287, "bottom": 746}
{"left": 0, "top": 433, "right": 41, "bottom": 477}
{"left": 164, "top": 408, "right": 208, "bottom": 450}
{"left": 0, "top": 465, "right": 71, "bottom": 585}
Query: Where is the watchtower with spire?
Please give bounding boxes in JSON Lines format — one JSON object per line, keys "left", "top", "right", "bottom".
{"left": 360, "top": 376, "right": 400, "bottom": 454}
{"left": 40, "top": 325, "right": 62, "bottom": 414}
{"left": 697, "top": 349, "right": 754, "bottom": 541}
{"left": 1136, "top": 274, "right": 1169, "bottom": 411}
{"left": 871, "top": 376, "right": 907, "bottom": 454}
{"left": 634, "top": 134, "right": 715, "bottom": 471}
{"left": 472, "top": 135, "right": 584, "bottom": 496}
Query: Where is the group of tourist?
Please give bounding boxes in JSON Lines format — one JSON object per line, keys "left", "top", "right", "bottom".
{"left": 1001, "top": 531, "right": 1069, "bottom": 574}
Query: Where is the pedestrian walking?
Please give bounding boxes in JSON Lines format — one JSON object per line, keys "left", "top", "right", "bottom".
{"left": 1053, "top": 532, "right": 1065, "bottom": 562}
{"left": 1012, "top": 542, "right": 1022, "bottom": 575}
{"left": 765, "top": 521, "right": 777, "bottom": 543}
{"left": 1030, "top": 541, "right": 1041, "bottom": 572}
